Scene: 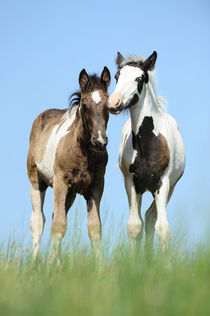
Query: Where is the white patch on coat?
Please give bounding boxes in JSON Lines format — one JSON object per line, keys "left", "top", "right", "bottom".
{"left": 92, "top": 91, "right": 101, "bottom": 104}
{"left": 37, "top": 106, "right": 77, "bottom": 185}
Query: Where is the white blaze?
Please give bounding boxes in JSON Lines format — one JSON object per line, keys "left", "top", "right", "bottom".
{"left": 97, "top": 130, "right": 106, "bottom": 145}
{"left": 92, "top": 90, "right": 101, "bottom": 104}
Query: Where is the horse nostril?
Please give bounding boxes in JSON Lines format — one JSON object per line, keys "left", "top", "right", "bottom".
{"left": 102, "top": 141, "right": 108, "bottom": 148}
{"left": 116, "top": 103, "right": 123, "bottom": 111}
{"left": 91, "top": 136, "right": 97, "bottom": 142}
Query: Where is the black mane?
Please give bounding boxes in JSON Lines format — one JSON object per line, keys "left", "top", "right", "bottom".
{"left": 69, "top": 91, "right": 81, "bottom": 108}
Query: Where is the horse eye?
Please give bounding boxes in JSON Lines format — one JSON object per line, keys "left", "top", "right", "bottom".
{"left": 135, "top": 77, "right": 142, "bottom": 83}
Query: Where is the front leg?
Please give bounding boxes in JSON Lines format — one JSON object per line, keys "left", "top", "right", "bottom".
{"left": 30, "top": 185, "right": 46, "bottom": 261}
{"left": 85, "top": 183, "right": 103, "bottom": 267}
{"left": 154, "top": 176, "right": 170, "bottom": 251}
{"left": 145, "top": 183, "right": 175, "bottom": 252}
{"left": 49, "top": 174, "right": 69, "bottom": 264}
{"left": 124, "top": 176, "right": 143, "bottom": 254}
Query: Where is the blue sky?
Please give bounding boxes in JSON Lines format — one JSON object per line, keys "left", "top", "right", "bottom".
{"left": 0, "top": 0, "right": 209, "bottom": 250}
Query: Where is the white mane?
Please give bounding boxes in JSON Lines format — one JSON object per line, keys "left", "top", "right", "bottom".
{"left": 120, "top": 55, "right": 167, "bottom": 112}
{"left": 120, "top": 55, "right": 145, "bottom": 67}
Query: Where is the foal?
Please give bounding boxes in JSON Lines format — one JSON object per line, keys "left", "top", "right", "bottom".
{"left": 27, "top": 67, "right": 110, "bottom": 262}
{"left": 108, "top": 51, "right": 186, "bottom": 251}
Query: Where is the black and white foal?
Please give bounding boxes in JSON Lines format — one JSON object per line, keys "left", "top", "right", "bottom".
{"left": 108, "top": 51, "right": 186, "bottom": 251}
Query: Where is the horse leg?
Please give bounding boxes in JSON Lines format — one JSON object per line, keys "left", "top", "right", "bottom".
{"left": 51, "top": 192, "right": 76, "bottom": 221}
{"left": 49, "top": 175, "right": 68, "bottom": 264}
{"left": 154, "top": 177, "right": 172, "bottom": 251}
{"left": 30, "top": 185, "right": 46, "bottom": 260}
{"left": 124, "top": 176, "right": 143, "bottom": 254}
{"left": 145, "top": 200, "right": 157, "bottom": 251}
{"left": 86, "top": 184, "right": 103, "bottom": 266}
{"left": 65, "top": 193, "right": 76, "bottom": 215}
{"left": 145, "top": 183, "right": 175, "bottom": 251}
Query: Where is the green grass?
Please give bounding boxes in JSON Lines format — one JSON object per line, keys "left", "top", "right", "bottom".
{"left": 0, "top": 237, "right": 210, "bottom": 316}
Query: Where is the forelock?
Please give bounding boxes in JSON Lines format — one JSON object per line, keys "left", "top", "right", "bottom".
{"left": 118, "top": 55, "right": 145, "bottom": 69}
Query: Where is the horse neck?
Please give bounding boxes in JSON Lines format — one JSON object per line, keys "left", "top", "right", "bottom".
{"left": 74, "top": 107, "right": 90, "bottom": 146}
{"left": 130, "top": 82, "right": 161, "bottom": 134}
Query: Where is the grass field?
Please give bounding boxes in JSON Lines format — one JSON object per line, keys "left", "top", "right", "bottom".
{"left": 0, "top": 234, "right": 210, "bottom": 316}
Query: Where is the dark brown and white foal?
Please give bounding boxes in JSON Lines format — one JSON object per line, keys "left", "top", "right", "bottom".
{"left": 27, "top": 67, "right": 110, "bottom": 263}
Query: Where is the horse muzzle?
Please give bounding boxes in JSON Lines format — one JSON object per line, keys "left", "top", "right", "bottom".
{"left": 108, "top": 93, "right": 124, "bottom": 114}
{"left": 91, "top": 134, "right": 108, "bottom": 152}
{"left": 108, "top": 103, "right": 124, "bottom": 115}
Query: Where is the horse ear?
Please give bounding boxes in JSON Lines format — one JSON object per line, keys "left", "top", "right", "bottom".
{"left": 101, "top": 66, "right": 111, "bottom": 91}
{"left": 79, "top": 69, "right": 89, "bottom": 92}
{"left": 116, "top": 52, "right": 125, "bottom": 68}
{"left": 143, "top": 51, "right": 157, "bottom": 71}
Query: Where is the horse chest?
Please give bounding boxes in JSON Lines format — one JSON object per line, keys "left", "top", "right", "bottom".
{"left": 63, "top": 166, "right": 92, "bottom": 193}
{"left": 60, "top": 150, "right": 108, "bottom": 195}
{"left": 129, "top": 116, "right": 170, "bottom": 194}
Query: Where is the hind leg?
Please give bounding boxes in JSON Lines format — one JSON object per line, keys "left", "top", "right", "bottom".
{"left": 30, "top": 185, "right": 46, "bottom": 260}
{"left": 145, "top": 200, "right": 157, "bottom": 251}
{"left": 124, "top": 177, "right": 143, "bottom": 253}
